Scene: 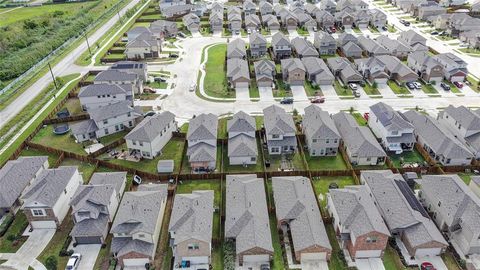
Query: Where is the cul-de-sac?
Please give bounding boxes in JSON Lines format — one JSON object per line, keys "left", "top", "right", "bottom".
{"left": 1, "top": 0, "right": 480, "bottom": 269}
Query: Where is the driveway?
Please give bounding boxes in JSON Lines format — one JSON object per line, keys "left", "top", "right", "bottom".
{"left": 416, "top": 256, "right": 448, "bottom": 270}
{"left": 235, "top": 87, "right": 250, "bottom": 101}
{"left": 434, "top": 85, "right": 456, "bottom": 97}
{"left": 356, "top": 258, "right": 385, "bottom": 270}
{"left": 259, "top": 86, "right": 274, "bottom": 101}
{"left": 288, "top": 29, "right": 299, "bottom": 38}
{"left": 320, "top": 85, "right": 339, "bottom": 99}
{"left": 71, "top": 244, "right": 102, "bottom": 270}
{"left": 377, "top": 84, "right": 397, "bottom": 98}
{"left": 0, "top": 228, "right": 56, "bottom": 270}
{"left": 356, "top": 86, "right": 371, "bottom": 99}
{"left": 291, "top": 85, "right": 308, "bottom": 101}
{"left": 301, "top": 259, "right": 329, "bottom": 270}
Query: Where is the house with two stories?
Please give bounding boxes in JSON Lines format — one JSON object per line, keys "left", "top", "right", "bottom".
{"left": 354, "top": 57, "right": 390, "bottom": 85}
{"left": 125, "top": 32, "right": 161, "bottom": 60}
{"left": 183, "top": 13, "right": 200, "bottom": 32}
{"left": 368, "top": 102, "right": 416, "bottom": 154}
{"left": 333, "top": 112, "right": 387, "bottom": 166}
{"left": 249, "top": 32, "right": 267, "bottom": 58}
{"left": 78, "top": 84, "right": 133, "bottom": 112}
{"left": 315, "top": 10, "right": 335, "bottom": 30}
{"left": 150, "top": 20, "right": 179, "bottom": 37}
{"left": 397, "top": 30, "right": 428, "bottom": 51}
{"left": 313, "top": 31, "right": 336, "bottom": 55}
{"left": 281, "top": 58, "right": 306, "bottom": 86}
{"left": 209, "top": 10, "right": 224, "bottom": 32}
{"left": 319, "top": 0, "right": 337, "bottom": 14}
{"left": 291, "top": 37, "right": 319, "bottom": 58}
{"left": 254, "top": 59, "right": 276, "bottom": 87}
{"left": 227, "top": 38, "right": 247, "bottom": 59}
{"left": 303, "top": 105, "right": 340, "bottom": 156}
{"left": 302, "top": 57, "right": 335, "bottom": 86}
{"left": 376, "top": 35, "right": 412, "bottom": 60}
{"left": 110, "top": 184, "right": 168, "bottom": 268}
{"left": 369, "top": 8, "right": 387, "bottom": 28}
{"left": 186, "top": 114, "right": 218, "bottom": 172}
{"left": 243, "top": 0, "right": 257, "bottom": 15}
{"left": 335, "top": 10, "right": 355, "bottom": 29}
{"left": 94, "top": 69, "right": 143, "bottom": 94}
{"left": 227, "top": 111, "right": 258, "bottom": 166}
{"left": 259, "top": 0, "right": 273, "bottom": 15}
{"left": 271, "top": 32, "right": 292, "bottom": 60}
{"left": 262, "top": 14, "right": 281, "bottom": 30}
{"left": 327, "top": 57, "right": 363, "bottom": 85}
{"left": 435, "top": 53, "right": 468, "bottom": 82}
{"left": 407, "top": 51, "right": 445, "bottom": 83}
{"left": 263, "top": 105, "right": 297, "bottom": 155}
{"left": 245, "top": 14, "right": 261, "bottom": 31}
{"left": 110, "top": 61, "right": 147, "bottom": 82}
{"left": 227, "top": 58, "right": 251, "bottom": 88}
{"left": 357, "top": 36, "right": 389, "bottom": 57}
{"left": 225, "top": 174, "right": 273, "bottom": 267}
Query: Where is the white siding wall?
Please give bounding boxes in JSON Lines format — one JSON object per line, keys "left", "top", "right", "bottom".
{"left": 229, "top": 156, "right": 257, "bottom": 165}
{"left": 95, "top": 112, "right": 137, "bottom": 139}
{"left": 79, "top": 93, "right": 127, "bottom": 111}
{"left": 52, "top": 171, "right": 82, "bottom": 225}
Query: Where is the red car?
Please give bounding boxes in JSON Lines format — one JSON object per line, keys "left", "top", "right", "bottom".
{"left": 453, "top": 81, "right": 463, "bottom": 88}
{"left": 310, "top": 96, "right": 325, "bottom": 103}
{"left": 330, "top": 26, "right": 336, "bottom": 33}
{"left": 420, "top": 262, "right": 436, "bottom": 270}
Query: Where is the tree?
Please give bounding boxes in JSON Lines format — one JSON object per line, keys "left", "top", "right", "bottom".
{"left": 45, "top": 256, "right": 57, "bottom": 270}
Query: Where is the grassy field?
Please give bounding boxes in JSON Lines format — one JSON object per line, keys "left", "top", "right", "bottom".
{"left": 60, "top": 158, "right": 96, "bottom": 183}
{"left": 204, "top": 44, "right": 236, "bottom": 98}
{"left": 311, "top": 176, "right": 356, "bottom": 208}
{"left": 306, "top": 154, "right": 348, "bottom": 171}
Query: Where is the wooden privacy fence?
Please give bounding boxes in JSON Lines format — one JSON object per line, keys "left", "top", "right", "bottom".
{"left": 89, "top": 138, "right": 126, "bottom": 158}
{"left": 43, "top": 114, "right": 89, "bottom": 125}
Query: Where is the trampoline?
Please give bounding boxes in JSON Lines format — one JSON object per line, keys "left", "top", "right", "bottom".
{"left": 56, "top": 109, "right": 70, "bottom": 119}
{"left": 53, "top": 124, "right": 70, "bottom": 135}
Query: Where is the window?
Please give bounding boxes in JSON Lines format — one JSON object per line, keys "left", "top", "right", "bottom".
{"left": 272, "top": 134, "right": 280, "bottom": 139}
{"left": 133, "top": 141, "right": 137, "bottom": 145}
{"left": 104, "top": 128, "right": 109, "bottom": 135}
{"left": 129, "top": 121, "right": 133, "bottom": 127}
{"left": 139, "top": 142, "right": 143, "bottom": 146}
{"left": 366, "top": 157, "right": 371, "bottom": 161}
{"left": 326, "top": 139, "right": 329, "bottom": 143}
{"left": 334, "top": 139, "right": 338, "bottom": 143}
{"left": 438, "top": 201, "right": 442, "bottom": 207}
{"left": 113, "top": 95, "right": 116, "bottom": 98}
{"left": 312, "top": 139, "right": 317, "bottom": 143}
{"left": 251, "top": 157, "right": 256, "bottom": 162}
{"left": 366, "top": 237, "right": 377, "bottom": 243}
{"left": 188, "top": 244, "right": 199, "bottom": 250}
{"left": 103, "top": 119, "right": 108, "bottom": 125}
{"left": 138, "top": 234, "right": 145, "bottom": 238}
{"left": 31, "top": 209, "right": 45, "bottom": 216}
{"left": 127, "top": 112, "right": 131, "bottom": 117}
{"left": 115, "top": 125, "right": 119, "bottom": 131}
{"left": 97, "top": 95, "right": 101, "bottom": 98}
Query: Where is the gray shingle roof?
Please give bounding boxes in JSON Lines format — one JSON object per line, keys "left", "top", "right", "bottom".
{"left": 111, "top": 187, "right": 168, "bottom": 235}
{"left": 303, "top": 105, "right": 340, "bottom": 140}
{"left": 263, "top": 105, "right": 296, "bottom": 136}
{"left": 89, "top": 172, "right": 126, "bottom": 196}
{"left": 375, "top": 35, "right": 412, "bottom": 54}
{"left": 0, "top": 156, "right": 48, "bottom": 209}
{"left": 71, "top": 214, "right": 108, "bottom": 238}
{"left": 94, "top": 70, "right": 138, "bottom": 82}
{"left": 169, "top": 190, "right": 214, "bottom": 245}
{"left": 357, "top": 36, "right": 389, "bottom": 55}
{"left": 88, "top": 101, "right": 138, "bottom": 122}
{"left": 329, "top": 186, "right": 390, "bottom": 239}
{"left": 398, "top": 30, "right": 427, "bottom": 46}
{"left": 249, "top": 32, "right": 267, "bottom": 46}
{"left": 281, "top": 58, "right": 306, "bottom": 74}
{"left": 22, "top": 166, "right": 79, "bottom": 207}
{"left": 272, "top": 32, "right": 291, "bottom": 47}
{"left": 443, "top": 105, "right": 480, "bottom": 132}
{"left": 362, "top": 170, "right": 448, "bottom": 248}
{"left": 187, "top": 113, "right": 218, "bottom": 141}
{"left": 227, "top": 58, "right": 250, "bottom": 82}
{"left": 187, "top": 142, "right": 217, "bottom": 162}
{"left": 314, "top": 31, "right": 335, "bottom": 45}
{"left": 228, "top": 133, "right": 257, "bottom": 157}
{"left": 403, "top": 110, "right": 474, "bottom": 160}
{"left": 125, "top": 111, "right": 175, "bottom": 142}
{"left": 245, "top": 14, "right": 261, "bottom": 26}
{"left": 254, "top": 60, "right": 276, "bottom": 82}
{"left": 272, "top": 176, "right": 332, "bottom": 253}
{"left": 227, "top": 38, "right": 247, "bottom": 59}
{"left": 111, "top": 237, "right": 154, "bottom": 257}
{"left": 369, "top": 102, "right": 414, "bottom": 132}
{"left": 227, "top": 111, "right": 256, "bottom": 134}
{"left": 78, "top": 84, "right": 132, "bottom": 98}
{"left": 225, "top": 174, "right": 273, "bottom": 255}
{"left": 70, "top": 119, "right": 98, "bottom": 135}
{"left": 332, "top": 112, "right": 386, "bottom": 158}
{"left": 292, "top": 37, "right": 319, "bottom": 57}
{"left": 376, "top": 55, "right": 417, "bottom": 78}
{"left": 302, "top": 57, "right": 334, "bottom": 81}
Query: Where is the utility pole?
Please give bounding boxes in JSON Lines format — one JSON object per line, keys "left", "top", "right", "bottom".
{"left": 48, "top": 62, "right": 58, "bottom": 90}
{"left": 84, "top": 32, "right": 92, "bottom": 55}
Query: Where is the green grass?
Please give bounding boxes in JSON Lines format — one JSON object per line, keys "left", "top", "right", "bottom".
{"left": 459, "top": 48, "right": 480, "bottom": 55}
{"left": 458, "top": 173, "right": 474, "bottom": 185}
{"left": 389, "top": 149, "right": 426, "bottom": 168}
{"left": 304, "top": 81, "right": 323, "bottom": 97}
{"left": 265, "top": 181, "right": 286, "bottom": 270}
{"left": 217, "top": 117, "right": 230, "bottom": 139}
{"left": 19, "top": 147, "right": 60, "bottom": 166}
{"left": 249, "top": 80, "right": 260, "bottom": 99}
{"left": 265, "top": 152, "right": 306, "bottom": 172}
{"left": 421, "top": 83, "right": 439, "bottom": 94}
{"left": 467, "top": 75, "right": 479, "bottom": 92}
{"left": 297, "top": 27, "right": 309, "bottom": 36}
{"left": 311, "top": 176, "right": 356, "bottom": 208}
{"left": 31, "top": 125, "right": 89, "bottom": 155}
{"left": 325, "top": 224, "right": 349, "bottom": 270}
{"left": 223, "top": 137, "right": 264, "bottom": 173}
{"left": 146, "top": 81, "right": 168, "bottom": 89}
{"left": 351, "top": 112, "right": 367, "bottom": 126}
{"left": 180, "top": 123, "right": 189, "bottom": 133}
{"left": 444, "top": 80, "right": 461, "bottom": 94}
{"left": 38, "top": 217, "right": 73, "bottom": 270}
{"left": 204, "top": 44, "right": 235, "bottom": 98}
{"left": 383, "top": 245, "right": 415, "bottom": 270}
{"left": 352, "top": 27, "right": 362, "bottom": 33}
{"left": 0, "top": 212, "right": 28, "bottom": 253}
{"left": 255, "top": 116, "right": 264, "bottom": 130}
{"left": 362, "top": 83, "right": 381, "bottom": 95}
{"left": 60, "top": 158, "right": 96, "bottom": 183}
{"left": 60, "top": 98, "right": 83, "bottom": 115}
{"left": 388, "top": 80, "right": 411, "bottom": 95}
{"left": 273, "top": 79, "right": 292, "bottom": 98}
{"left": 99, "top": 138, "right": 186, "bottom": 174}
{"left": 333, "top": 80, "right": 354, "bottom": 96}
{"left": 306, "top": 154, "right": 348, "bottom": 171}
{"left": 387, "top": 24, "right": 397, "bottom": 33}
{"left": 441, "top": 253, "right": 462, "bottom": 270}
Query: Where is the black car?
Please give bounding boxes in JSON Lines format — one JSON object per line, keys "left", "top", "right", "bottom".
{"left": 430, "top": 31, "right": 439, "bottom": 35}
{"left": 399, "top": 19, "right": 410, "bottom": 26}
{"left": 406, "top": 82, "right": 415, "bottom": 90}
{"left": 169, "top": 53, "right": 179, "bottom": 58}
{"left": 440, "top": 82, "right": 451, "bottom": 91}
{"left": 382, "top": 26, "right": 388, "bottom": 31}
{"left": 280, "top": 97, "right": 294, "bottom": 104}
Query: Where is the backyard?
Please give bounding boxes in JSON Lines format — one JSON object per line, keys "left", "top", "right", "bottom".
{"left": 265, "top": 151, "right": 306, "bottom": 172}
{"left": 311, "top": 176, "right": 356, "bottom": 208}
{"left": 204, "top": 44, "right": 235, "bottom": 98}
{"left": 19, "top": 147, "right": 59, "bottom": 166}
{"left": 306, "top": 154, "right": 348, "bottom": 171}
{"left": 60, "top": 158, "right": 96, "bottom": 183}
{"left": 223, "top": 138, "right": 265, "bottom": 173}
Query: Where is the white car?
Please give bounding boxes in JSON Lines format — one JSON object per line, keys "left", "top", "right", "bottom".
{"left": 189, "top": 84, "right": 196, "bottom": 92}
{"left": 349, "top": 83, "right": 358, "bottom": 90}
{"left": 459, "top": 43, "right": 468, "bottom": 48}
{"left": 65, "top": 253, "right": 81, "bottom": 270}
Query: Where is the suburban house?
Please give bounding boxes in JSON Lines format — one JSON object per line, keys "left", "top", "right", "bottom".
{"left": 227, "top": 58, "right": 251, "bottom": 88}
{"left": 315, "top": 10, "right": 335, "bottom": 30}
{"left": 259, "top": 0, "right": 273, "bottom": 15}
{"left": 262, "top": 14, "right": 281, "bottom": 30}
{"left": 110, "top": 185, "right": 168, "bottom": 268}
{"left": 227, "top": 111, "right": 258, "bottom": 166}
{"left": 403, "top": 110, "right": 474, "bottom": 166}
{"left": 227, "top": 7, "right": 242, "bottom": 34}
{"left": 249, "top": 32, "right": 267, "bottom": 58}
{"left": 446, "top": 15, "right": 480, "bottom": 37}
{"left": 125, "top": 111, "right": 177, "bottom": 159}
{"left": 78, "top": 84, "right": 133, "bottom": 111}
{"left": 333, "top": 112, "right": 387, "bottom": 166}
{"left": 407, "top": 51, "right": 445, "bottom": 83}
{"left": 94, "top": 69, "right": 143, "bottom": 94}
{"left": 71, "top": 101, "right": 141, "bottom": 143}
{"left": 361, "top": 170, "right": 448, "bottom": 258}
{"left": 281, "top": 58, "right": 306, "bottom": 86}
{"left": 352, "top": 10, "right": 371, "bottom": 29}
{"left": 150, "top": 20, "right": 179, "bottom": 37}
{"left": 341, "top": 41, "right": 363, "bottom": 58}
{"left": 183, "top": 13, "right": 200, "bottom": 32}
{"left": 227, "top": 38, "right": 247, "bottom": 59}
{"left": 22, "top": 166, "right": 82, "bottom": 229}
{"left": 305, "top": 3, "right": 321, "bottom": 15}
{"left": 291, "top": 37, "right": 319, "bottom": 58}
{"left": 437, "top": 105, "right": 480, "bottom": 159}
{"left": 397, "top": 30, "right": 427, "bottom": 50}
{"left": 354, "top": 57, "right": 390, "bottom": 85}
{"left": 357, "top": 36, "right": 389, "bottom": 56}
{"left": 377, "top": 55, "right": 418, "bottom": 84}
{"left": 280, "top": 10, "right": 299, "bottom": 30}
{"left": 416, "top": 2, "right": 446, "bottom": 20}
{"left": 159, "top": 0, "right": 185, "bottom": 10}
{"left": 335, "top": 10, "right": 355, "bottom": 29}
{"left": 327, "top": 57, "right": 363, "bottom": 85}
{"left": 272, "top": 176, "right": 332, "bottom": 263}
{"left": 327, "top": 185, "right": 390, "bottom": 259}
{"left": 435, "top": 53, "right": 468, "bottom": 82}
{"left": 245, "top": 14, "right": 261, "bottom": 31}
{"left": 127, "top": 26, "right": 150, "bottom": 42}
{"left": 313, "top": 31, "right": 336, "bottom": 55}
{"left": 0, "top": 156, "right": 48, "bottom": 218}
{"left": 243, "top": 0, "right": 257, "bottom": 15}
{"left": 169, "top": 190, "right": 214, "bottom": 269}
{"left": 211, "top": 2, "right": 223, "bottom": 13}
{"left": 110, "top": 61, "right": 147, "bottom": 82}
{"left": 368, "top": 102, "right": 416, "bottom": 153}
{"left": 303, "top": 105, "right": 340, "bottom": 156}
{"left": 271, "top": 32, "right": 292, "bottom": 60}
{"left": 302, "top": 57, "right": 335, "bottom": 86}
{"left": 186, "top": 114, "right": 218, "bottom": 172}
{"left": 460, "top": 30, "right": 480, "bottom": 49}
{"left": 225, "top": 174, "right": 273, "bottom": 267}
{"left": 319, "top": 0, "right": 337, "bottom": 14}
{"left": 263, "top": 105, "right": 297, "bottom": 155}
{"left": 369, "top": 8, "right": 387, "bottom": 28}
{"left": 376, "top": 35, "right": 412, "bottom": 60}
{"left": 70, "top": 172, "right": 126, "bottom": 245}
{"left": 161, "top": 4, "right": 193, "bottom": 19}
{"left": 209, "top": 10, "right": 224, "bottom": 32}
{"left": 254, "top": 60, "right": 276, "bottom": 87}
{"left": 294, "top": 11, "right": 317, "bottom": 30}
{"left": 418, "top": 174, "right": 480, "bottom": 256}
{"left": 337, "top": 33, "right": 358, "bottom": 48}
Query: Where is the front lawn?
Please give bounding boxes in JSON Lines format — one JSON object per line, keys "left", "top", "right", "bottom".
{"left": 387, "top": 24, "right": 397, "bottom": 33}
{"left": 273, "top": 79, "right": 292, "bottom": 98}
{"left": 93, "top": 235, "right": 112, "bottom": 270}
{"left": 223, "top": 137, "right": 264, "bottom": 173}
{"left": 441, "top": 253, "right": 462, "bottom": 270}
{"left": 389, "top": 149, "right": 426, "bottom": 168}
{"left": 38, "top": 216, "right": 74, "bottom": 270}
{"left": 306, "top": 154, "right": 348, "bottom": 171}
{"left": 362, "top": 83, "right": 381, "bottom": 95}
{"left": 383, "top": 245, "right": 415, "bottom": 270}
{"left": 311, "top": 176, "right": 356, "bottom": 208}
{"left": 459, "top": 48, "right": 480, "bottom": 55}
{"left": 333, "top": 80, "right": 354, "bottom": 96}
{"left": 249, "top": 80, "right": 260, "bottom": 99}
{"left": 0, "top": 212, "right": 28, "bottom": 253}
{"left": 351, "top": 112, "right": 367, "bottom": 126}
{"left": 60, "top": 158, "right": 96, "bottom": 183}
{"left": 217, "top": 117, "right": 231, "bottom": 139}
{"left": 204, "top": 44, "right": 236, "bottom": 98}
{"left": 304, "top": 81, "right": 323, "bottom": 97}
{"left": 458, "top": 173, "right": 474, "bottom": 185}
{"left": 444, "top": 80, "right": 461, "bottom": 94}
{"left": 388, "top": 80, "right": 411, "bottom": 95}
{"left": 421, "top": 83, "right": 438, "bottom": 94}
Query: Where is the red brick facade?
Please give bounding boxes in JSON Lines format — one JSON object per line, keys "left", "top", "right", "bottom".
{"left": 238, "top": 247, "right": 273, "bottom": 266}
{"left": 296, "top": 245, "right": 332, "bottom": 262}
{"left": 117, "top": 251, "right": 152, "bottom": 268}
{"left": 23, "top": 208, "right": 58, "bottom": 226}
{"left": 346, "top": 231, "right": 389, "bottom": 259}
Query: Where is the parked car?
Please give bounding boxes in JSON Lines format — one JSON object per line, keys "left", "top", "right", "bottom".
{"left": 382, "top": 26, "right": 388, "bottom": 31}
{"left": 459, "top": 43, "right": 468, "bottom": 48}
{"left": 420, "top": 262, "right": 436, "bottom": 270}
{"left": 453, "top": 81, "right": 463, "bottom": 88}
{"left": 353, "top": 90, "right": 361, "bottom": 98}
{"left": 144, "top": 111, "right": 156, "bottom": 117}
{"left": 330, "top": 26, "right": 336, "bottom": 33}
{"left": 413, "top": 82, "right": 422, "bottom": 90}
{"left": 406, "top": 82, "right": 415, "bottom": 90}
{"left": 66, "top": 254, "right": 82, "bottom": 270}
{"left": 439, "top": 31, "right": 447, "bottom": 36}
{"left": 399, "top": 19, "right": 410, "bottom": 26}
{"left": 440, "top": 82, "right": 451, "bottom": 91}
{"left": 169, "top": 53, "right": 179, "bottom": 58}
{"left": 430, "top": 31, "right": 438, "bottom": 35}
{"left": 358, "top": 80, "right": 366, "bottom": 87}
{"left": 280, "top": 97, "right": 294, "bottom": 104}
{"left": 349, "top": 83, "right": 358, "bottom": 90}
{"left": 154, "top": 77, "right": 166, "bottom": 82}
{"left": 178, "top": 32, "right": 186, "bottom": 38}
{"left": 189, "top": 83, "right": 196, "bottom": 92}
{"left": 310, "top": 96, "right": 325, "bottom": 103}
{"left": 133, "top": 175, "right": 142, "bottom": 185}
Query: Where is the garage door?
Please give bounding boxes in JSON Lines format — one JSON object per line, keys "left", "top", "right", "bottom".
{"left": 244, "top": 254, "right": 270, "bottom": 263}
{"left": 124, "top": 258, "right": 149, "bottom": 267}
{"left": 31, "top": 220, "right": 56, "bottom": 229}
{"left": 75, "top": 236, "right": 102, "bottom": 245}
{"left": 415, "top": 248, "right": 442, "bottom": 257}
{"left": 450, "top": 76, "right": 464, "bottom": 82}
{"left": 302, "top": 252, "right": 327, "bottom": 261}
{"left": 375, "top": 78, "right": 388, "bottom": 85}
{"left": 236, "top": 82, "right": 249, "bottom": 88}
{"left": 355, "top": 249, "right": 383, "bottom": 258}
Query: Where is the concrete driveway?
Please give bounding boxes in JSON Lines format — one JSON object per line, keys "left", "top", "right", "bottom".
{"left": 71, "top": 244, "right": 102, "bottom": 270}
{"left": 356, "top": 86, "right": 371, "bottom": 99}
{"left": 356, "top": 258, "right": 385, "bottom": 270}
{"left": 291, "top": 85, "right": 308, "bottom": 101}
{"left": 320, "top": 85, "right": 339, "bottom": 99}
{"left": 301, "top": 259, "right": 329, "bottom": 270}
{"left": 377, "top": 84, "right": 397, "bottom": 98}
{"left": 288, "top": 29, "right": 299, "bottom": 38}
{"left": 0, "top": 228, "right": 55, "bottom": 270}
{"left": 434, "top": 84, "right": 456, "bottom": 97}
{"left": 259, "top": 86, "right": 274, "bottom": 101}
{"left": 235, "top": 87, "right": 250, "bottom": 101}
{"left": 416, "top": 256, "right": 448, "bottom": 270}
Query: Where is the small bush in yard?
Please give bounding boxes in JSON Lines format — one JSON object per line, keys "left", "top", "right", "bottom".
{"left": 223, "top": 240, "right": 236, "bottom": 270}
{"left": 45, "top": 256, "right": 57, "bottom": 270}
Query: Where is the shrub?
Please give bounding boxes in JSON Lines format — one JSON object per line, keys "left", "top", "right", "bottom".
{"left": 6, "top": 234, "right": 18, "bottom": 242}
{"left": 45, "top": 256, "right": 57, "bottom": 270}
{"left": 223, "top": 240, "right": 235, "bottom": 270}
{"left": 0, "top": 213, "right": 14, "bottom": 237}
